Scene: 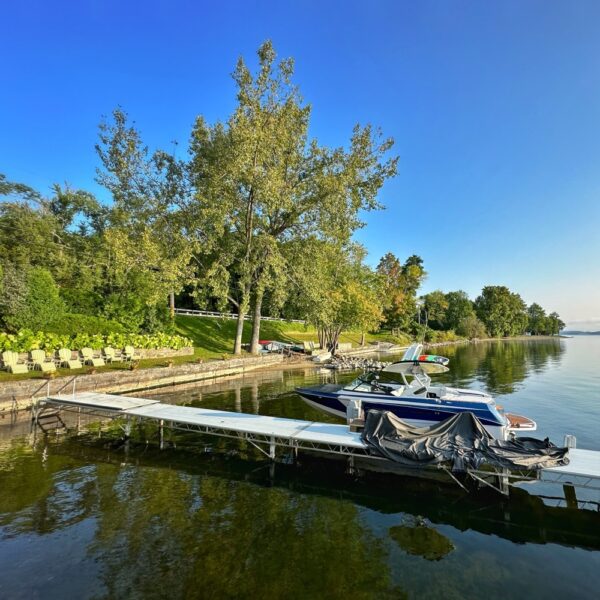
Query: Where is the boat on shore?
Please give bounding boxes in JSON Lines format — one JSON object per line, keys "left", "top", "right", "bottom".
{"left": 296, "top": 344, "right": 536, "bottom": 440}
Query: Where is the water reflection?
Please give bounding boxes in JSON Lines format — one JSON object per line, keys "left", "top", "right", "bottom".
{"left": 389, "top": 525, "right": 454, "bottom": 561}
{"left": 2, "top": 338, "right": 600, "bottom": 600}
{"left": 434, "top": 338, "right": 565, "bottom": 394}
{"left": 0, "top": 438, "right": 404, "bottom": 599}
{"left": 1, "top": 436, "right": 600, "bottom": 599}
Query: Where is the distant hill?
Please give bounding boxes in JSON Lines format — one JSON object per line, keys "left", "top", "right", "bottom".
{"left": 562, "top": 330, "right": 600, "bottom": 335}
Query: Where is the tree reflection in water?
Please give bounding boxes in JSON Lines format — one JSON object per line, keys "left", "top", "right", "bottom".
{"left": 0, "top": 438, "right": 404, "bottom": 599}
{"left": 433, "top": 338, "right": 564, "bottom": 395}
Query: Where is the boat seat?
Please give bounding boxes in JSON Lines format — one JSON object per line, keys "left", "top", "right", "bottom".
{"left": 427, "top": 386, "right": 448, "bottom": 399}
{"left": 390, "top": 386, "right": 405, "bottom": 397}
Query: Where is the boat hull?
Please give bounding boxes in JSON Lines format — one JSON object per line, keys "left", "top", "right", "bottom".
{"left": 295, "top": 386, "right": 512, "bottom": 440}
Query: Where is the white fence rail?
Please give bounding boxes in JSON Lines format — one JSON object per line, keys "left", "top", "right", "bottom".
{"left": 174, "top": 308, "right": 306, "bottom": 324}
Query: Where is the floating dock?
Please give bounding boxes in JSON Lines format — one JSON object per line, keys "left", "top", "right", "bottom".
{"left": 34, "top": 391, "right": 600, "bottom": 508}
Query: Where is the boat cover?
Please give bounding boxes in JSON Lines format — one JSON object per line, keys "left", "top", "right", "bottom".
{"left": 361, "top": 410, "right": 569, "bottom": 472}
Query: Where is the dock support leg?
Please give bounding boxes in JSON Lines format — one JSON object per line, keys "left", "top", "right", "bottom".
{"left": 269, "top": 436, "right": 276, "bottom": 460}
{"left": 347, "top": 456, "right": 355, "bottom": 476}
{"left": 30, "top": 400, "right": 38, "bottom": 433}
{"left": 500, "top": 468, "right": 509, "bottom": 496}
{"left": 77, "top": 407, "right": 81, "bottom": 434}
{"left": 563, "top": 484, "right": 578, "bottom": 509}
{"left": 159, "top": 420, "right": 164, "bottom": 450}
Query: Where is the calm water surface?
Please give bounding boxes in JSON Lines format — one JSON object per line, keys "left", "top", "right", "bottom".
{"left": 1, "top": 337, "right": 599, "bottom": 599}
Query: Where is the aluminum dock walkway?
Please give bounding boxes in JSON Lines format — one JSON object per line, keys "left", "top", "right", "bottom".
{"left": 39, "top": 392, "right": 369, "bottom": 459}
{"left": 36, "top": 392, "right": 600, "bottom": 505}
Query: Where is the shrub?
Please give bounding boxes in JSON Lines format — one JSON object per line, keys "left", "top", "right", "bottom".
{"left": 0, "top": 266, "right": 64, "bottom": 332}
{"left": 46, "top": 313, "right": 125, "bottom": 336}
{"left": 456, "top": 315, "right": 488, "bottom": 340}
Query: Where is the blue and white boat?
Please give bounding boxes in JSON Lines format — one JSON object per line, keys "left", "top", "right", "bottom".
{"left": 296, "top": 344, "right": 536, "bottom": 440}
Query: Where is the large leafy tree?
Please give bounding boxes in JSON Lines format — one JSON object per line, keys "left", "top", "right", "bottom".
{"left": 0, "top": 173, "right": 106, "bottom": 321}
{"left": 421, "top": 290, "right": 448, "bottom": 330}
{"left": 96, "top": 108, "right": 193, "bottom": 330}
{"left": 290, "top": 241, "right": 384, "bottom": 350}
{"left": 475, "top": 286, "right": 528, "bottom": 337}
{"left": 189, "top": 41, "right": 397, "bottom": 354}
{"left": 444, "top": 290, "right": 475, "bottom": 331}
{"left": 376, "top": 253, "right": 426, "bottom": 330}
{"left": 527, "top": 303, "right": 547, "bottom": 335}
{"left": 546, "top": 312, "right": 565, "bottom": 335}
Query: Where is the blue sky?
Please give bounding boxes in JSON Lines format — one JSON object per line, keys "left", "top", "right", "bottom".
{"left": 2, "top": 1, "right": 599, "bottom": 328}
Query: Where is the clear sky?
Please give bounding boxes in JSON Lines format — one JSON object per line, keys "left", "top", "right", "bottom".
{"left": 2, "top": 1, "right": 599, "bottom": 329}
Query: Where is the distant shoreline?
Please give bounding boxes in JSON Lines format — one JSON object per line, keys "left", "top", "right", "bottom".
{"left": 428, "top": 334, "right": 562, "bottom": 346}
{"left": 561, "top": 331, "right": 600, "bottom": 336}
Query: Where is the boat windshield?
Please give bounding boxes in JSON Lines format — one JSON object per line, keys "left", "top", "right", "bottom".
{"left": 343, "top": 372, "right": 378, "bottom": 391}
{"left": 343, "top": 371, "right": 406, "bottom": 391}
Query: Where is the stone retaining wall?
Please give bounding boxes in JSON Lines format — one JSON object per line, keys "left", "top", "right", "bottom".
{"left": 0, "top": 354, "right": 284, "bottom": 414}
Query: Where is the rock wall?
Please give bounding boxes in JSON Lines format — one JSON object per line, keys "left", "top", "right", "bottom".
{"left": 0, "top": 354, "right": 284, "bottom": 414}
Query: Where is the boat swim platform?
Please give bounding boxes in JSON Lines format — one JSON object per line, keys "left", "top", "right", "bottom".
{"left": 36, "top": 392, "right": 600, "bottom": 503}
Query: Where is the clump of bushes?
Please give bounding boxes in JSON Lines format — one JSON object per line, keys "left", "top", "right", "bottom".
{"left": 0, "top": 329, "right": 193, "bottom": 353}
{"left": 46, "top": 313, "right": 125, "bottom": 335}
{"left": 0, "top": 266, "right": 65, "bottom": 332}
{"left": 423, "top": 329, "right": 463, "bottom": 343}
{"left": 456, "top": 315, "right": 488, "bottom": 340}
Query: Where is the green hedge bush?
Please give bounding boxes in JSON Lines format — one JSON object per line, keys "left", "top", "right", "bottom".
{"left": 0, "top": 329, "right": 193, "bottom": 353}
{"left": 46, "top": 313, "right": 125, "bottom": 335}
{"left": 423, "top": 329, "right": 463, "bottom": 343}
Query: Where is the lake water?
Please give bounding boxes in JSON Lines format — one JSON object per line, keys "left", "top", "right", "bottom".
{"left": 1, "top": 337, "right": 599, "bottom": 599}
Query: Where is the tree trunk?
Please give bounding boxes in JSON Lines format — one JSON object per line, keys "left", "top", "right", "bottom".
{"left": 317, "top": 327, "right": 325, "bottom": 350}
{"left": 360, "top": 332, "right": 365, "bottom": 346}
{"left": 233, "top": 310, "right": 245, "bottom": 355}
{"left": 250, "top": 290, "right": 264, "bottom": 355}
{"left": 330, "top": 327, "right": 342, "bottom": 353}
{"left": 169, "top": 291, "right": 175, "bottom": 319}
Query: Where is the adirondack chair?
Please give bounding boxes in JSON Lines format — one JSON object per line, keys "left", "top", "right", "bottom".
{"left": 123, "top": 345, "right": 140, "bottom": 362}
{"left": 1, "top": 351, "right": 29, "bottom": 374}
{"left": 58, "top": 348, "right": 83, "bottom": 369}
{"left": 102, "top": 347, "right": 121, "bottom": 363}
{"left": 30, "top": 349, "right": 56, "bottom": 373}
{"left": 80, "top": 347, "right": 105, "bottom": 367}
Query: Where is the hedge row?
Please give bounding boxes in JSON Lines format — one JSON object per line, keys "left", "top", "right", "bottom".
{"left": 0, "top": 329, "right": 193, "bottom": 353}
{"left": 45, "top": 313, "right": 126, "bottom": 335}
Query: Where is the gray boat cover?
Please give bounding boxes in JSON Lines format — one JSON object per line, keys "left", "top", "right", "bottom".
{"left": 361, "top": 410, "right": 569, "bottom": 472}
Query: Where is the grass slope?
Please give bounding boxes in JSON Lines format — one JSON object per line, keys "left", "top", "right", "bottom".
{"left": 175, "top": 315, "right": 412, "bottom": 356}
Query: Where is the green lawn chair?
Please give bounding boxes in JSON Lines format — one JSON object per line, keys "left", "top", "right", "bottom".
{"left": 102, "top": 347, "right": 121, "bottom": 363}
{"left": 123, "top": 345, "right": 140, "bottom": 362}
{"left": 30, "top": 349, "right": 56, "bottom": 373}
{"left": 1, "top": 351, "right": 29, "bottom": 374}
{"left": 58, "top": 348, "right": 83, "bottom": 369}
{"left": 80, "top": 347, "right": 105, "bottom": 367}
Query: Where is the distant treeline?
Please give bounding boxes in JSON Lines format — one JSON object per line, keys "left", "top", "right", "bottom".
{"left": 375, "top": 253, "right": 564, "bottom": 341}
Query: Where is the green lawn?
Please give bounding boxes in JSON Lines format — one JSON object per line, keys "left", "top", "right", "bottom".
{"left": 0, "top": 316, "right": 413, "bottom": 382}
{"left": 174, "top": 315, "right": 412, "bottom": 354}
